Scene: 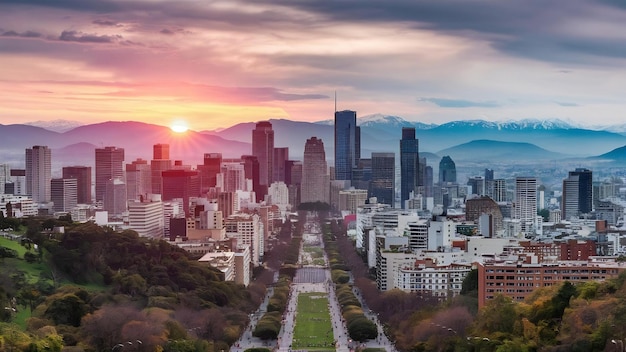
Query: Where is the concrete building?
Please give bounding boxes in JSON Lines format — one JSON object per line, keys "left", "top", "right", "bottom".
{"left": 478, "top": 258, "right": 626, "bottom": 308}
{"left": 62, "top": 166, "right": 92, "bottom": 204}
{"left": 301, "top": 137, "right": 329, "bottom": 204}
{"left": 151, "top": 143, "right": 172, "bottom": 195}
{"left": 127, "top": 196, "right": 164, "bottom": 238}
{"left": 95, "top": 146, "right": 124, "bottom": 202}
{"left": 25, "top": 145, "right": 51, "bottom": 203}
{"left": 51, "top": 178, "right": 77, "bottom": 213}
{"left": 104, "top": 178, "right": 126, "bottom": 219}
{"left": 339, "top": 188, "right": 368, "bottom": 214}
{"left": 225, "top": 213, "right": 262, "bottom": 266}
{"left": 397, "top": 260, "right": 471, "bottom": 298}
{"left": 515, "top": 177, "right": 538, "bottom": 234}
{"left": 125, "top": 159, "right": 151, "bottom": 201}
{"left": 252, "top": 121, "right": 274, "bottom": 197}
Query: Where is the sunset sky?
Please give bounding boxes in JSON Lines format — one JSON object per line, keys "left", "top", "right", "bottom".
{"left": 2, "top": 0, "right": 626, "bottom": 131}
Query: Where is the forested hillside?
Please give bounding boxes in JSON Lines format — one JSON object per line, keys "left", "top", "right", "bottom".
{"left": 0, "top": 218, "right": 276, "bottom": 352}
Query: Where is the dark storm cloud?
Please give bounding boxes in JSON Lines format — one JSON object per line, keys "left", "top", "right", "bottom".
{"left": 262, "top": 0, "right": 626, "bottom": 64}
{"left": 418, "top": 97, "right": 499, "bottom": 108}
{"left": 1, "top": 30, "right": 42, "bottom": 38}
{"left": 0, "top": 0, "right": 121, "bottom": 12}
{"left": 59, "top": 30, "right": 121, "bottom": 43}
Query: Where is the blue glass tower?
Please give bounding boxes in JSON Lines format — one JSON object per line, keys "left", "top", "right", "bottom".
{"left": 334, "top": 110, "right": 358, "bottom": 181}
{"left": 400, "top": 127, "right": 419, "bottom": 208}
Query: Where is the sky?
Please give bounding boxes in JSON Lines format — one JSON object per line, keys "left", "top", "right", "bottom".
{"left": 2, "top": 0, "right": 626, "bottom": 131}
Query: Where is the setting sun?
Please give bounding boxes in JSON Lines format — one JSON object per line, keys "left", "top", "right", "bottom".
{"left": 171, "top": 120, "right": 189, "bottom": 133}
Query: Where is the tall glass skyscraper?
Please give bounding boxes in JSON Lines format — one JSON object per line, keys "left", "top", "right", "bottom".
{"left": 334, "top": 110, "right": 359, "bottom": 181}
{"left": 400, "top": 127, "right": 419, "bottom": 208}
{"left": 371, "top": 152, "right": 395, "bottom": 206}
{"left": 95, "top": 146, "right": 124, "bottom": 202}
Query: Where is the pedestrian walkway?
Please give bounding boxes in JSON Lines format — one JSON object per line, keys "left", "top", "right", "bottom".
{"left": 231, "top": 216, "right": 399, "bottom": 352}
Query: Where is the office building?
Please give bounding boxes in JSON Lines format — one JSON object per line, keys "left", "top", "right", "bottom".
{"left": 161, "top": 169, "right": 200, "bottom": 216}
{"left": 370, "top": 152, "right": 395, "bottom": 206}
{"left": 438, "top": 156, "right": 456, "bottom": 183}
{"left": 0, "top": 164, "right": 10, "bottom": 194}
{"left": 151, "top": 144, "right": 172, "bottom": 195}
{"left": 515, "top": 177, "right": 538, "bottom": 234}
{"left": 62, "top": 166, "right": 92, "bottom": 204}
{"left": 198, "top": 153, "right": 222, "bottom": 194}
{"left": 334, "top": 110, "right": 359, "bottom": 181}
{"left": 301, "top": 137, "right": 329, "bottom": 204}
{"left": 95, "top": 146, "right": 124, "bottom": 202}
{"left": 25, "top": 145, "right": 51, "bottom": 203}
{"left": 104, "top": 178, "right": 126, "bottom": 218}
{"left": 273, "top": 147, "right": 288, "bottom": 183}
{"left": 400, "top": 127, "right": 419, "bottom": 208}
{"left": 51, "top": 178, "right": 77, "bottom": 213}
{"left": 10, "top": 169, "right": 26, "bottom": 195}
{"left": 565, "top": 168, "right": 593, "bottom": 217}
{"left": 125, "top": 159, "right": 151, "bottom": 201}
{"left": 127, "top": 197, "right": 164, "bottom": 238}
{"left": 252, "top": 121, "right": 274, "bottom": 195}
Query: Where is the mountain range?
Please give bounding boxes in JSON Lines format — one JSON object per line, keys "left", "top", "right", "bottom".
{"left": 5, "top": 115, "right": 626, "bottom": 173}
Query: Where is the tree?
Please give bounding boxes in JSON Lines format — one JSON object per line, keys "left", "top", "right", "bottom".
{"left": 44, "top": 293, "right": 89, "bottom": 327}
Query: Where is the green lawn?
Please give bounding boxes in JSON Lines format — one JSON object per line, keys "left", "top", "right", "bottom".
{"left": 292, "top": 292, "right": 335, "bottom": 351}
{"left": 303, "top": 246, "right": 324, "bottom": 259}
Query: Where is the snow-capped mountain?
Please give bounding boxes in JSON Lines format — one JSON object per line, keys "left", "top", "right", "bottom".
{"left": 435, "top": 118, "right": 575, "bottom": 131}
{"left": 314, "top": 113, "right": 436, "bottom": 129}
{"left": 23, "top": 119, "right": 84, "bottom": 133}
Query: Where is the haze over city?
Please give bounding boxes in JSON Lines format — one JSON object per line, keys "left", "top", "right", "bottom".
{"left": 3, "top": 0, "right": 626, "bottom": 130}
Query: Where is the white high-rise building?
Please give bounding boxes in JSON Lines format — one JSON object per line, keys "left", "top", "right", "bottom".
{"left": 225, "top": 213, "right": 261, "bottom": 266}
{"left": 104, "top": 178, "right": 127, "bottom": 219}
{"left": 267, "top": 181, "right": 289, "bottom": 208}
{"left": 127, "top": 197, "right": 164, "bottom": 238}
{"left": 25, "top": 146, "right": 51, "bottom": 203}
{"left": 514, "top": 177, "right": 538, "bottom": 234}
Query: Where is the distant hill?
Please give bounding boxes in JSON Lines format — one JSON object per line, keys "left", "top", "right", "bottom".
{"left": 437, "top": 140, "right": 566, "bottom": 161}
{"left": 592, "top": 144, "right": 626, "bottom": 161}
{"left": 24, "top": 119, "right": 84, "bottom": 132}
{"left": 0, "top": 121, "right": 250, "bottom": 172}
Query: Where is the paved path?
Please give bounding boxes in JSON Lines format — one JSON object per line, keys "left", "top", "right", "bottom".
{"left": 231, "top": 218, "right": 399, "bottom": 352}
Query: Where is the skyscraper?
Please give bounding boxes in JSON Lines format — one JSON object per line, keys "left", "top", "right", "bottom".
{"left": 371, "top": 152, "right": 395, "bottom": 206}
{"left": 438, "top": 156, "right": 456, "bottom": 184}
{"left": 334, "top": 110, "right": 359, "bottom": 181}
{"left": 198, "top": 153, "right": 222, "bottom": 194}
{"left": 570, "top": 168, "right": 593, "bottom": 214}
{"left": 25, "top": 145, "right": 51, "bottom": 203}
{"left": 62, "top": 166, "right": 92, "bottom": 204}
{"left": 252, "top": 121, "right": 274, "bottom": 191}
{"left": 51, "top": 178, "right": 77, "bottom": 213}
{"left": 301, "top": 137, "right": 329, "bottom": 204}
{"left": 515, "top": 177, "right": 538, "bottom": 234}
{"left": 241, "top": 155, "right": 261, "bottom": 202}
{"left": 95, "top": 146, "right": 124, "bottom": 202}
{"left": 161, "top": 169, "right": 200, "bottom": 215}
{"left": 400, "top": 127, "right": 419, "bottom": 208}
{"left": 151, "top": 143, "right": 172, "bottom": 195}
{"left": 273, "top": 147, "right": 289, "bottom": 183}
{"left": 125, "top": 159, "right": 150, "bottom": 201}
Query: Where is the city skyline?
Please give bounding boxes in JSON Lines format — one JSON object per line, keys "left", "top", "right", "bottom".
{"left": 3, "top": 1, "right": 626, "bottom": 131}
